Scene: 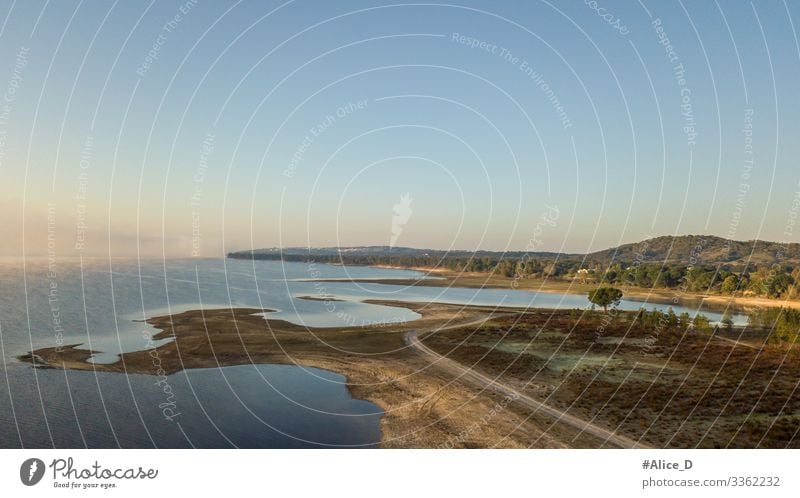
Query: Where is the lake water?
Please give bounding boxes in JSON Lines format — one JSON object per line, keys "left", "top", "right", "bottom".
{"left": 0, "top": 258, "right": 746, "bottom": 448}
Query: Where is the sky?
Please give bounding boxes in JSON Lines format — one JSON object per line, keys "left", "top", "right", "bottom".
{"left": 0, "top": 0, "right": 798, "bottom": 258}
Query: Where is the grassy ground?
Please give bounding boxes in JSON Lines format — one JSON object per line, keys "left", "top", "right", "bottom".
{"left": 420, "top": 308, "right": 800, "bottom": 448}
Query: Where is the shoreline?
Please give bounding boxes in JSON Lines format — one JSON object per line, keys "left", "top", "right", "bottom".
{"left": 360, "top": 265, "right": 800, "bottom": 311}
{"left": 20, "top": 303, "right": 600, "bottom": 448}
{"left": 18, "top": 299, "right": 792, "bottom": 448}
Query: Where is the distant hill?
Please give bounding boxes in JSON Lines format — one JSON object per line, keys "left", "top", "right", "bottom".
{"left": 228, "top": 235, "right": 800, "bottom": 268}
{"left": 586, "top": 235, "right": 800, "bottom": 267}
{"left": 240, "top": 246, "right": 445, "bottom": 257}
{"left": 231, "top": 246, "right": 563, "bottom": 260}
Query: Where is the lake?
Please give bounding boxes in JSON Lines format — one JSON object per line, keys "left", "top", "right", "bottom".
{"left": 0, "top": 258, "right": 746, "bottom": 448}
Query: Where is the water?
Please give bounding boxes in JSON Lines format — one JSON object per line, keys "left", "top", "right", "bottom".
{"left": 303, "top": 280, "right": 748, "bottom": 325}
{"left": 0, "top": 364, "right": 381, "bottom": 448}
{"left": 0, "top": 258, "right": 746, "bottom": 448}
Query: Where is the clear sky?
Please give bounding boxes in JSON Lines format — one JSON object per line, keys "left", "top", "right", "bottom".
{"left": 0, "top": 0, "right": 798, "bottom": 258}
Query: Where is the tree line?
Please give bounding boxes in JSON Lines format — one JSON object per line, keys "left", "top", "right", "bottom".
{"left": 747, "top": 307, "right": 800, "bottom": 343}
{"left": 588, "top": 263, "right": 800, "bottom": 299}
{"left": 229, "top": 252, "right": 800, "bottom": 300}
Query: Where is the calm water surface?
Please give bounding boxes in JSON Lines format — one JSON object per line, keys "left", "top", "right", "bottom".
{"left": 0, "top": 258, "right": 745, "bottom": 448}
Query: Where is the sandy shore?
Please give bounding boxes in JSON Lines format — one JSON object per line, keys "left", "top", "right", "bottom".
{"left": 359, "top": 265, "right": 800, "bottom": 311}
{"left": 20, "top": 302, "right": 609, "bottom": 448}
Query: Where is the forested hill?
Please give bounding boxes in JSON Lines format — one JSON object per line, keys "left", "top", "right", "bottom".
{"left": 227, "top": 246, "right": 563, "bottom": 267}
{"left": 228, "top": 235, "right": 800, "bottom": 268}
{"left": 586, "top": 235, "right": 800, "bottom": 267}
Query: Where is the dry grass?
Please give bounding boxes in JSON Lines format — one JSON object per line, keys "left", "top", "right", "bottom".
{"left": 420, "top": 309, "right": 800, "bottom": 448}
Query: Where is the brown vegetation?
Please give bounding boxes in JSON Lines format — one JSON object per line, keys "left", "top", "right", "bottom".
{"left": 420, "top": 308, "right": 800, "bottom": 448}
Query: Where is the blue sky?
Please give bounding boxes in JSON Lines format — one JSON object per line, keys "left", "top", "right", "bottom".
{"left": 0, "top": 0, "right": 798, "bottom": 257}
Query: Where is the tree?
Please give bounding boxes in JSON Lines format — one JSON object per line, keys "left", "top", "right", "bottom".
{"left": 767, "top": 273, "right": 794, "bottom": 298}
{"left": 748, "top": 266, "right": 772, "bottom": 295}
{"left": 721, "top": 275, "right": 739, "bottom": 295}
{"left": 721, "top": 312, "right": 734, "bottom": 331}
{"left": 692, "top": 314, "right": 711, "bottom": 333}
{"left": 748, "top": 307, "right": 800, "bottom": 343}
{"left": 666, "top": 308, "right": 678, "bottom": 328}
{"left": 678, "top": 312, "right": 691, "bottom": 330}
{"left": 588, "top": 286, "right": 623, "bottom": 312}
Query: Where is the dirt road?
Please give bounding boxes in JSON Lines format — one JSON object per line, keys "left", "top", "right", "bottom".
{"left": 405, "top": 322, "right": 651, "bottom": 449}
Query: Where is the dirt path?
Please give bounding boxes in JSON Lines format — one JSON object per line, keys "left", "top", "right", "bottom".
{"left": 712, "top": 333, "right": 762, "bottom": 350}
{"left": 405, "top": 317, "right": 651, "bottom": 449}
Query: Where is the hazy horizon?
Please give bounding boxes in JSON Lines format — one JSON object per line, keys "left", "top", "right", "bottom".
{"left": 1, "top": 1, "right": 798, "bottom": 258}
{"left": 7, "top": 229, "right": 800, "bottom": 261}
